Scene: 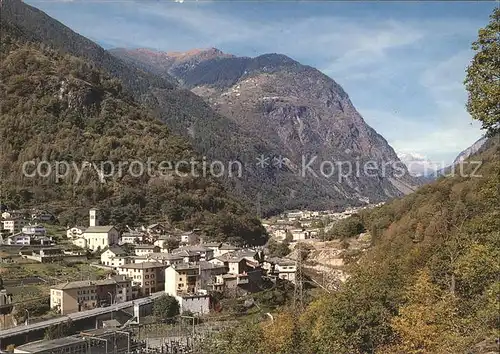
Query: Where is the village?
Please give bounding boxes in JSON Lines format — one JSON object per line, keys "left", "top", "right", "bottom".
{"left": 0, "top": 207, "right": 303, "bottom": 316}
{"left": 0, "top": 203, "right": 381, "bottom": 353}
{"left": 1, "top": 204, "right": 383, "bottom": 306}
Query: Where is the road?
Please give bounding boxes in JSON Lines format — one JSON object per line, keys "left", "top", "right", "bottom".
{"left": 0, "top": 291, "right": 164, "bottom": 338}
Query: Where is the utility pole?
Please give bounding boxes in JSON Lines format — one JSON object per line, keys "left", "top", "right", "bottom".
{"left": 256, "top": 192, "right": 262, "bottom": 220}
{"left": 293, "top": 242, "right": 304, "bottom": 312}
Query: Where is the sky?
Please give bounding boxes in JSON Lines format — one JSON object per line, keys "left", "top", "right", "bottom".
{"left": 26, "top": 0, "right": 498, "bottom": 165}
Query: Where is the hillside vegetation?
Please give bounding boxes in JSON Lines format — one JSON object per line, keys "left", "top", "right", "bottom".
{"left": 2, "top": 0, "right": 359, "bottom": 216}
{"left": 198, "top": 138, "right": 500, "bottom": 353}
{"left": 196, "top": 9, "right": 500, "bottom": 353}
{"left": 0, "top": 22, "right": 266, "bottom": 246}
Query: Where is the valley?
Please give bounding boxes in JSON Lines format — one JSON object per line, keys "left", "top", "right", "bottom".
{"left": 0, "top": 0, "right": 498, "bottom": 353}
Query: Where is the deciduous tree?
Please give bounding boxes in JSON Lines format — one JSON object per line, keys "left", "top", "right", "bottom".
{"left": 465, "top": 8, "right": 500, "bottom": 135}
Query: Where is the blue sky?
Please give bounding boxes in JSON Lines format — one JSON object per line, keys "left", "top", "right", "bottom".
{"left": 27, "top": 0, "right": 497, "bottom": 165}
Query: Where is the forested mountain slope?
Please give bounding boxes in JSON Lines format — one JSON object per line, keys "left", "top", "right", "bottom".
{"left": 3, "top": 0, "right": 420, "bottom": 215}
{"left": 198, "top": 135, "right": 500, "bottom": 354}
{"left": 112, "top": 47, "right": 421, "bottom": 211}
{"left": 0, "top": 21, "right": 266, "bottom": 246}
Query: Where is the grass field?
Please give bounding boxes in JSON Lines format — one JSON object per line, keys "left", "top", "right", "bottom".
{"left": 2, "top": 261, "right": 112, "bottom": 303}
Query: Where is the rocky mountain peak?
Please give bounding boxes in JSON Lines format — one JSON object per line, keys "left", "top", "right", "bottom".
{"left": 111, "top": 47, "right": 420, "bottom": 205}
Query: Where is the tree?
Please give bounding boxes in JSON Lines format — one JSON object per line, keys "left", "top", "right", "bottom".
{"left": 464, "top": 8, "right": 500, "bottom": 135}
{"left": 267, "top": 238, "right": 291, "bottom": 258}
{"left": 261, "top": 312, "right": 297, "bottom": 354}
{"left": 327, "top": 216, "right": 365, "bottom": 240}
{"left": 164, "top": 237, "right": 180, "bottom": 252}
{"left": 388, "top": 270, "right": 464, "bottom": 354}
{"left": 153, "top": 295, "right": 180, "bottom": 321}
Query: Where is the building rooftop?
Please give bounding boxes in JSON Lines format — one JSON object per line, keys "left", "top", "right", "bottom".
{"left": 266, "top": 257, "right": 295, "bottom": 266}
{"left": 198, "top": 260, "right": 226, "bottom": 270}
{"left": 202, "top": 242, "right": 222, "bottom": 248}
{"left": 171, "top": 262, "right": 201, "bottom": 271}
{"left": 13, "top": 336, "right": 84, "bottom": 353}
{"left": 171, "top": 249, "right": 199, "bottom": 257}
{"left": 174, "top": 245, "right": 209, "bottom": 253}
{"left": 103, "top": 246, "right": 127, "bottom": 256}
{"left": 119, "top": 262, "right": 165, "bottom": 269}
{"left": 85, "top": 225, "right": 115, "bottom": 233}
{"left": 216, "top": 249, "right": 258, "bottom": 263}
{"left": 134, "top": 244, "right": 158, "bottom": 249}
{"left": 219, "top": 243, "right": 240, "bottom": 250}
{"left": 145, "top": 253, "right": 183, "bottom": 261}
{"left": 51, "top": 275, "right": 129, "bottom": 290}
{"left": 122, "top": 231, "right": 144, "bottom": 237}
{"left": 67, "top": 225, "right": 86, "bottom": 230}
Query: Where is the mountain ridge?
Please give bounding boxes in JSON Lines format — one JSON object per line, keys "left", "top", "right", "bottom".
{"left": 111, "top": 46, "right": 420, "bottom": 203}
{"left": 0, "top": 19, "right": 267, "bottom": 246}
{"left": 2, "top": 0, "right": 419, "bottom": 215}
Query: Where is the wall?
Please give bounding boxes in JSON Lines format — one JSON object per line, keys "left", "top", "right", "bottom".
{"left": 176, "top": 295, "right": 210, "bottom": 315}
{"left": 164, "top": 267, "right": 179, "bottom": 296}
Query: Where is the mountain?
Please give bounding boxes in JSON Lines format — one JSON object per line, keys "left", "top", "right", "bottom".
{"left": 452, "top": 136, "right": 488, "bottom": 165}
{"left": 432, "top": 136, "right": 488, "bottom": 178}
{"left": 0, "top": 7, "right": 267, "bottom": 246}
{"left": 397, "top": 152, "right": 442, "bottom": 177}
{"left": 2, "top": 0, "right": 419, "bottom": 216}
{"left": 111, "top": 47, "right": 420, "bottom": 208}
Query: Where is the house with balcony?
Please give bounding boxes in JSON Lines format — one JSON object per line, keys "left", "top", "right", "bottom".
{"left": 134, "top": 244, "right": 160, "bottom": 256}
{"left": 50, "top": 275, "right": 131, "bottom": 315}
{"left": 116, "top": 262, "right": 166, "bottom": 296}
{"left": 164, "top": 263, "right": 200, "bottom": 296}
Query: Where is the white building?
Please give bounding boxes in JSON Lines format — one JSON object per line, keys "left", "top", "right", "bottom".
{"left": 2, "top": 218, "right": 27, "bottom": 234}
{"left": 6, "top": 233, "right": 53, "bottom": 246}
{"left": 134, "top": 245, "right": 160, "bottom": 256}
{"left": 83, "top": 225, "right": 119, "bottom": 252}
{"left": 275, "top": 259, "right": 297, "bottom": 284}
{"left": 175, "top": 293, "right": 210, "bottom": 315}
{"left": 66, "top": 226, "right": 85, "bottom": 239}
{"left": 121, "top": 232, "right": 145, "bottom": 244}
{"left": 100, "top": 246, "right": 131, "bottom": 269}
{"left": 22, "top": 224, "right": 46, "bottom": 236}
{"left": 290, "top": 229, "right": 311, "bottom": 241}
{"left": 75, "top": 209, "right": 119, "bottom": 252}
{"left": 6, "top": 233, "right": 31, "bottom": 245}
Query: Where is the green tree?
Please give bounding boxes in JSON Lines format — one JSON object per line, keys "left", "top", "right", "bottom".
{"left": 388, "top": 270, "right": 464, "bottom": 354}
{"left": 464, "top": 8, "right": 500, "bottom": 135}
{"left": 153, "top": 295, "right": 180, "bottom": 321}
{"left": 164, "top": 237, "right": 180, "bottom": 252}
{"left": 267, "top": 238, "right": 291, "bottom": 258}
{"left": 327, "top": 216, "right": 365, "bottom": 240}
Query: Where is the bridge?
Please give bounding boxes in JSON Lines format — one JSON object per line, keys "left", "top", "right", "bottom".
{"left": 0, "top": 291, "right": 164, "bottom": 349}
